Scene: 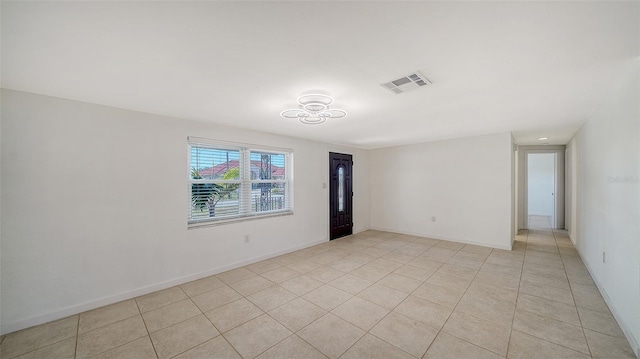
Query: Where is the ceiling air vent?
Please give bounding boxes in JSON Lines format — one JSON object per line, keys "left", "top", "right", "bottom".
{"left": 380, "top": 71, "right": 432, "bottom": 94}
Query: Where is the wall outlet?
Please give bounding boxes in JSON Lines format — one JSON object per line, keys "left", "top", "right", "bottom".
{"left": 244, "top": 235, "right": 250, "bottom": 243}
{"left": 602, "top": 251, "right": 605, "bottom": 263}
{"left": 431, "top": 216, "right": 436, "bottom": 222}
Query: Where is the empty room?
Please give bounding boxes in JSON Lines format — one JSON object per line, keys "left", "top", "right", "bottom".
{"left": 0, "top": 1, "right": 638, "bottom": 359}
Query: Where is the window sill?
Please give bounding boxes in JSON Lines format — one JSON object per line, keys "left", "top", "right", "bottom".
{"left": 188, "top": 210, "right": 293, "bottom": 229}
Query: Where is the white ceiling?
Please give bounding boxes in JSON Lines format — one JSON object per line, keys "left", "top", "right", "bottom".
{"left": 2, "top": 1, "right": 638, "bottom": 149}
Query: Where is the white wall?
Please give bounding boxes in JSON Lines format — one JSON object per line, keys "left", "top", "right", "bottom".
{"left": 567, "top": 59, "right": 639, "bottom": 356}
{"left": 527, "top": 153, "right": 555, "bottom": 217}
{"left": 0, "top": 89, "right": 370, "bottom": 334}
{"left": 369, "top": 132, "right": 513, "bottom": 250}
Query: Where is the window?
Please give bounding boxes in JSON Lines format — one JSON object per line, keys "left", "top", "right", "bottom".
{"left": 188, "top": 137, "right": 293, "bottom": 226}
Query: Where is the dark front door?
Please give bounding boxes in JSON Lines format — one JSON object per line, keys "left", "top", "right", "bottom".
{"left": 329, "top": 152, "right": 353, "bottom": 240}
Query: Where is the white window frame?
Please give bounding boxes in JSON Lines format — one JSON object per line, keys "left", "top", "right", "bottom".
{"left": 188, "top": 137, "right": 294, "bottom": 228}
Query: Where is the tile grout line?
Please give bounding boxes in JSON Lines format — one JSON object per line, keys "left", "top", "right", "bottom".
{"left": 284, "top": 233, "right": 423, "bottom": 358}
{"left": 74, "top": 315, "right": 80, "bottom": 359}
{"left": 506, "top": 228, "right": 528, "bottom": 359}
{"left": 4, "top": 317, "right": 81, "bottom": 359}
{"left": 335, "top": 233, "right": 428, "bottom": 358}
{"left": 338, "top": 260, "right": 435, "bottom": 355}
{"left": 554, "top": 226, "right": 594, "bottom": 359}
{"left": 276, "top": 236, "right": 386, "bottom": 358}
{"left": 201, "top": 281, "right": 282, "bottom": 359}
{"left": 75, "top": 311, "right": 151, "bottom": 359}
{"left": 406, "top": 244, "right": 474, "bottom": 357}
{"left": 519, "top": 225, "right": 596, "bottom": 358}
{"left": 433, "top": 245, "right": 513, "bottom": 358}
{"left": 134, "top": 296, "right": 160, "bottom": 359}
{"left": 302, "top": 234, "right": 408, "bottom": 358}
{"left": 216, "top": 240, "right": 377, "bottom": 359}
{"left": 366, "top": 242, "right": 492, "bottom": 357}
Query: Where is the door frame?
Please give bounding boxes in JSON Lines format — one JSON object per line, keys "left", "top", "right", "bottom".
{"left": 517, "top": 145, "right": 566, "bottom": 230}
{"left": 525, "top": 152, "right": 557, "bottom": 228}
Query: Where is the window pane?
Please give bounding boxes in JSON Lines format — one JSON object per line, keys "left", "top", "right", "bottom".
{"left": 251, "top": 183, "right": 287, "bottom": 213}
{"left": 338, "top": 166, "right": 345, "bottom": 212}
{"left": 188, "top": 140, "right": 292, "bottom": 225}
{"left": 191, "top": 147, "right": 240, "bottom": 180}
{"left": 250, "top": 151, "right": 285, "bottom": 180}
{"left": 191, "top": 182, "right": 241, "bottom": 220}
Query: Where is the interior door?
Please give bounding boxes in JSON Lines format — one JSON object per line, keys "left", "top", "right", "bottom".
{"left": 329, "top": 152, "right": 353, "bottom": 240}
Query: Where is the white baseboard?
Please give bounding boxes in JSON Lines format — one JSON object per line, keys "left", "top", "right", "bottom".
{"left": 569, "top": 233, "right": 577, "bottom": 247}
{"left": 1, "top": 238, "right": 327, "bottom": 335}
{"left": 369, "top": 226, "right": 511, "bottom": 251}
{"left": 576, "top": 248, "right": 640, "bottom": 358}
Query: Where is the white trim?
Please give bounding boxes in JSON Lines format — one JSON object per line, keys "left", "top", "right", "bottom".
{"left": 0, "top": 237, "right": 327, "bottom": 336}
{"left": 187, "top": 136, "right": 293, "bottom": 154}
{"left": 518, "top": 146, "right": 566, "bottom": 230}
{"left": 577, "top": 248, "right": 640, "bottom": 358}
{"left": 188, "top": 211, "right": 293, "bottom": 229}
{"left": 569, "top": 233, "right": 577, "bottom": 247}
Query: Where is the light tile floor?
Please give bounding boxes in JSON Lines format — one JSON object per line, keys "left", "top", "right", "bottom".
{"left": 1, "top": 219, "right": 636, "bottom": 358}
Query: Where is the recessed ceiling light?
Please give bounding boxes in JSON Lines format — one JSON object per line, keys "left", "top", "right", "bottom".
{"left": 538, "top": 137, "right": 548, "bottom": 140}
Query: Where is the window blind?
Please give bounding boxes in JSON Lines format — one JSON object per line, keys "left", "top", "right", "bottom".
{"left": 188, "top": 138, "right": 293, "bottom": 226}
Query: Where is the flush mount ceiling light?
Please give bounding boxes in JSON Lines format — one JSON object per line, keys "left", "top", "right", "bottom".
{"left": 280, "top": 94, "right": 347, "bottom": 125}
{"left": 538, "top": 137, "right": 548, "bottom": 140}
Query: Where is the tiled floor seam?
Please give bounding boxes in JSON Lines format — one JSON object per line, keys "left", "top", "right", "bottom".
{"left": 522, "top": 225, "right": 595, "bottom": 358}
{"left": 134, "top": 295, "right": 160, "bottom": 359}
{"left": 332, "top": 244, "right": 454, "bottom": 358}
{"left": 282, "top": 308, "right": 352, "bottom": 358}
{"left": 142, "top": 303, "right": 203, "bottom": 334}
{"left": 249, "top": 331, "right": 293, "bottom": 359}
{"left": 505, "top": 228, "right": 528, "bottom": 359}
{"left": 168, "top": 335, "right": 240, "bottom": 359}
{"left": 225, "top": 284, "right": 313, "bottom": 357}
{"left": 554, "top": 228, "right": 594, "bottom": 359}
{"left": 83, "top": 335, "right": 151, "bottom": 359}
{"left": 572, "top": 293, "right": 595, "bottom": 358}
{"left": 425, "top": 246, "right": 495, "bottom": 357}
{"left": 221, "top": 335, "right": 244, "bottom": 359}
{"left": 74, "top": 314, "right": 81, "bottom": 359}
{"left": 267, "top": 268, "right": 378, "bottom": 358}
{"left": 4, "top": 335, "right": 76, "bottom": 359}
{"left": 514, "top": 307, "right": 594, "bottom": 356}
{"left": 360, "top": 331, "right": 420, "bottom": 359}
{"left": 437, "top": 330, "right": 506, "bottom": 358}
{"left": 136, "top": 287, "right": 190, "bottom": 314}
{"left": 75, "top": 316, "right": 148, "bottom": 358}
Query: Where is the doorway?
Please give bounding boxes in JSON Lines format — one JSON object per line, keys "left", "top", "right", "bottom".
{"left": 329, "top": 152, "right": 353, "bottom": 240}
{"left": 517, "top": 146, "right": 565, "bottom": 230}
{"left": 527, "top": 153, "right": 556, "bottom": 229}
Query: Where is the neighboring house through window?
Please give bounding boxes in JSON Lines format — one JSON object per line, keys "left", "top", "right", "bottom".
{"left": 188, "top": 137, "right": 293, "bottom": 226}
